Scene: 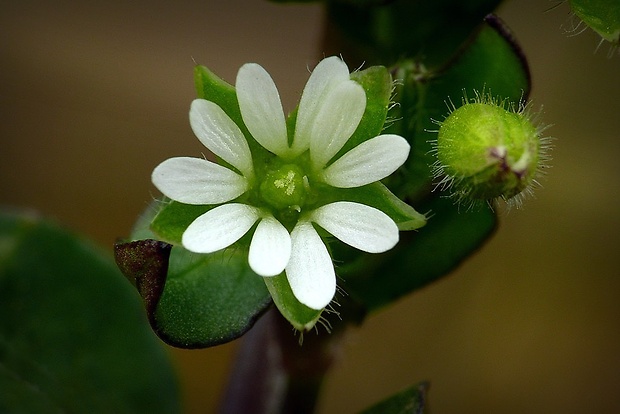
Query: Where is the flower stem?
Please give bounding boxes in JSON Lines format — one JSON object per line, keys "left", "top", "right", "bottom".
{"left": 218, "top": 307, "right": 343, "bottom": 414}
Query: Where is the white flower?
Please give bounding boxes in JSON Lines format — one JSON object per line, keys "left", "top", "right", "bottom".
{"left": 152, "top": 56, "right": 410, "bottom": 310}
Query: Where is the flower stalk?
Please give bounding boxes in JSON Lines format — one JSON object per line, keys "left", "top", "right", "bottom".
{"left": 219, "top": 308, "right": 344, "bottom": 414}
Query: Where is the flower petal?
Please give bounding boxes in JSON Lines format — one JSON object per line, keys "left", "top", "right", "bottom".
{"left": 310, "top": 201, "right": 398, "bottom": 253}
{"left": 321, "top": 134, "right": 410, "bottom": 188}
{"left": 249, "top": 216, "right": 292, "bottom": 277}
{"left": 152, "top": 157, "right": 248, "bottom": 204}
{"left": 236, "top": 63, "right": 289, "bottom": 156}
{"left": 285, "top": 221, "right": 336, "bottom": 310}
{"left": 189, "top": 99, "right": 254, "bottom": 179}
{"left": 182, "top": 203, "right": 260, "bottom": 253}
{"left": 309, "top": 80, "right": 366, "bottom": 169}
{"left": 292, "top": 56, "right": 351, "bottom": 155}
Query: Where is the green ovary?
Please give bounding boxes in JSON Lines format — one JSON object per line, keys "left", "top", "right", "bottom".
{"left": 259, "top": 163, "right": 308, "bottom": 211}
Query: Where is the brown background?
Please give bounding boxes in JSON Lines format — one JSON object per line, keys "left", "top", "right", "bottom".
{"left": 2, "top": 0, "right": 619, "bottom": 412}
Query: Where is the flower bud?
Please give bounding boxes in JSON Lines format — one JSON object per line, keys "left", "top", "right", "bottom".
{"left": 432, "top": 94, "right": 551, "bottom": 208}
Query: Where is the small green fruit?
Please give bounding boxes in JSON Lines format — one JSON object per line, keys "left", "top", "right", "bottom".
{"left": 433, "top": 94, "right": 551, "bottom": 208}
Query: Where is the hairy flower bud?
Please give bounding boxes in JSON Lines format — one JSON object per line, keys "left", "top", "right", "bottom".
{"left": 432, "top": 93, "right": 552, "bottom": 208}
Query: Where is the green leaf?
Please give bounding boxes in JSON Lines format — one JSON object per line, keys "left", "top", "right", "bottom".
{"left": 359, "top": 382, "right": 429, "bottom": 414}
{"left": 154, "top": 247, "right": 272, "bottom": 348}
{"left": 263, "top": 273, "right": 323, "bottom": 332}
{"left": 341, "top": 196, "right": 496, "bottom": 311}
{"left": 116, "top": 241, "right": 272, "bottom": 348}
{"left": 326, "top": 0, "right": 503, "bottom": 67}
{"left": 0, "top": 210, "right": 180, "bottom": 413}
{"left": 117, "top": 206, "right": 272, "bottom": 348}
{"left": 435, "top": 15, "right": 531, "bottom": 103}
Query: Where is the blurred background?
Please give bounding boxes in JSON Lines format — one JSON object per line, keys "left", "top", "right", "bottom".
{"left": 1, "top": 0, "right": 619, "bottom": 412}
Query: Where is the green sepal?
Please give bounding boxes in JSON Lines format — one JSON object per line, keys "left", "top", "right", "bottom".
{"left": 359, "top": 382, "right": 429, "bottom": 414}
{"left": 194, "top": 64, "right": 271, "bottom": 161}
{"left": 194, "top": 64, "right": 245, "bottom": 131}
{"left": 263, "top": 273, "right": 323, "bottom": 332}
{"left": 1, "top": 210, "right": 180, "bottom": 413}
{"left": 334, "top": 65, "right": 393, "bottom": 158}
{"left": 150, "top": 200, "right": 213, "bottom": 245}
{"left": 569, "top": 0, "right": 620, "bottom": 43}
{"left": 326, "top": 182, "right": 426, "bottom": 231}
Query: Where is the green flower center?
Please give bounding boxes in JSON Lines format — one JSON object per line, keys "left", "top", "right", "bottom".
{"left": 259, "top": 163, "right": 308, "bottom": 212}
